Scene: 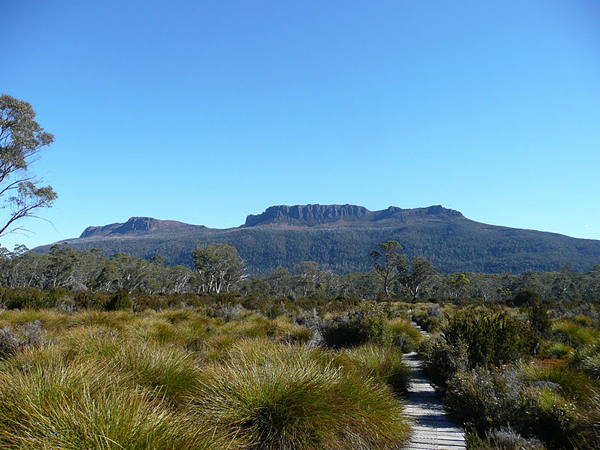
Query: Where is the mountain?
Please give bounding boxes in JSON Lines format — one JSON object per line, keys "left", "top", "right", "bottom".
{"left": 36, "top": 204, "right": 600, "bottom": 274}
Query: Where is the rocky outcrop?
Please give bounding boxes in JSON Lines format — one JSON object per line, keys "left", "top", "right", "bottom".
{"left": 244, "top": 204, "right": 463, "bottom": 227}
{"left": 80, "top": 217, "right": 204, "bottom": 238}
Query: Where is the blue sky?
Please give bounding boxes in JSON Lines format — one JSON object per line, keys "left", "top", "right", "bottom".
{"left": 3, "top": 0, "right": 600, "bottom": 250}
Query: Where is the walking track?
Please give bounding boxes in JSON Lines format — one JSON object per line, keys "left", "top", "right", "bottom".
{"left": 401, "top": 324, "right": 466, "bottom": 450}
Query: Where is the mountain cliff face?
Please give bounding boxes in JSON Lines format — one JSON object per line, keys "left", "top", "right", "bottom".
{"left": 36, "top": 204, "right": 600, "bottom": 275}
{"left": 244, "top": 204, "right": 464, "bottom": 227}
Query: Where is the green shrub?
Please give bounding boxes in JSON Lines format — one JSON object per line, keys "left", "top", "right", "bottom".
{"left": 444, "top": 362, "right": 591, "bottom": 449}
{"left": 444, "top": 367, "right": 522, "bottom": 433}
{"left": 582, "top": 353, "right": 600, "bottom": 380}
{"left": 465, "top": 426, "right": 547, "bottom": 450}
{"left": 519, "top": 387, "right": 582, "bottom": 449}
{"left": 411, "top": 306, "right": 443, "bottom": 332}
{"left": 444, "top": 309, "right": 538, "bottom": 368}
{"left": 520, "top": 360, "right": 595, "bottom": 402}
{"left": 105, "top": 290, "right": 133, "bottom": 311}
{"left": 541, "top": 341, "right": 573, "bottom": 359}
{"left": 322, "top": 309, "right": 391, "bottom": 348}
{"left": 551, "top": 320, "right": 599, "bottom": 349}
{"left": 191, "top": 339, "right": 410, "bottom": 449}
{"left": 419, "top": 336, "right": 469, "bottom": 389}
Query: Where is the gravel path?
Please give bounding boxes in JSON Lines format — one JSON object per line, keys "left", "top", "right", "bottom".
{"left": 402, "top": 324, "right": 466, "bottom": 450}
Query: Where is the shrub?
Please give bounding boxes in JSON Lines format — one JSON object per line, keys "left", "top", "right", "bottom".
{"left": 105, "top": 290, "right": 133, "bottom": 311}
{"left": 519, "top": 387, "right": 582, "bottom": 449}
{"left": 419, "top": 336, "right": 469, "bottom": 389}
{"left": 444, "top": 362, "right": 590, "bottom": 449}
{"left": 541, "top": 341, "right": 573, "bottom": 359}
{"left": 520, "top": 360, "right": 595, "bottom": 402}
{"left": 0, "top": 320, "right": 46, "bottom": 359}
{"left": 444, "top": 309, "right": 538, "bottom": 368}
{"left": 411, "top": 306, "right": 443, "bottom": 332}
{"left": 322, "top": 309, "right": 390, "bottom": 348}
{"left": 484, "top": 427, "right": 546, "bottom": 450}
{"left": 582, "top": 353, "right": 600, "bottom": 380}
{"left": 444, "top": 367, "right": 522, "bottom": 433}
{"left": 190, "top": 339, "right": 410, "bottom": 449}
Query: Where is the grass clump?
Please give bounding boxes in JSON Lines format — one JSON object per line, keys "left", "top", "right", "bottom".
{"left": 0, "top": 351, "right": 210, "bottom": 450}
{"left": 337, "top": 343, "right": 410, "bottom": 393}
{"left": 388, "top": 317, "right": 423, "bottom": 352}
{"left": 191, "top": 339, "right": 410, "bottom": 449}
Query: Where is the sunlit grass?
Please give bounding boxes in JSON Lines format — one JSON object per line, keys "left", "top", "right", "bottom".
{"left": 191, "top": 339, "right": 411, "bottom": 449}
{"left": 337, "top": 343, "right": 410, "bottom": 393}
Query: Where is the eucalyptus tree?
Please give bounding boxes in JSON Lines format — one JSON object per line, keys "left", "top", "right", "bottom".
{"left": 192, "top": 243, "right": 245, "bottom": 294}
{"left": 0, "top": 94, "right": 57, "bottom": 237}
{"left": 370, "top": 240, "right": 405, "bottom": 299}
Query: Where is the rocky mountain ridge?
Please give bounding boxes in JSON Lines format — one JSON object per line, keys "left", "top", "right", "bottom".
{"left": 37, "top": 204, "right": 600, "bottom": 275}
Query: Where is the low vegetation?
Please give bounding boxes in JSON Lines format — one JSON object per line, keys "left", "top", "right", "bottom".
{"left": 0, "top": 305, "right": 415, "bottom": 449}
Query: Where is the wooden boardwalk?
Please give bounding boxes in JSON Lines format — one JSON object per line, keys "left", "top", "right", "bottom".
{"left": 401, "top": 324, "right": 466, "bottom": 450}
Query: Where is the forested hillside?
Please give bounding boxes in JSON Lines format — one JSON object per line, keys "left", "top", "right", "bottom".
{"left": 35, "top": 205, "right": 600, "bottom": 274}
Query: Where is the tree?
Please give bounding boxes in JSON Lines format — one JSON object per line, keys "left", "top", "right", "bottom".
{"left": 192, "top": 243, "right": 245, "bottom": 294}
{"left": 370, "top": 240, "right": 405, "bottom": 299}
{"left": 0, "top": 94, "right": 56, "bottom": 237}
{"left": 399, "top": 255, "right": 437, "bottom": 299}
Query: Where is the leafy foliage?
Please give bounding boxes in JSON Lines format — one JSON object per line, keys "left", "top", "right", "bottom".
{"left": 0, "top": 94, "right": 56, "bottom": 237}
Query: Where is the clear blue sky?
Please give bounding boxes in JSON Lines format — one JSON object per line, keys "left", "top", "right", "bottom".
{"left": 3, "top": 0, "right": 600, "bottom": 250}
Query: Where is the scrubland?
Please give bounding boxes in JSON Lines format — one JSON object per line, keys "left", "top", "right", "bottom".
{"left": 0, "top": 302, "right": 416, "bottom": 450}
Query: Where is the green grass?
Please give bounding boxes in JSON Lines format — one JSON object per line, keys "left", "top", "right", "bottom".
{"left": 0, "top": 309, "right": 412, "bottom": 449}
{"left": 337, "top": 343, "right": 411, "bottom": 393}
{"left": 388, "top": 317, "right": 423, "bottom": 352}
{"left": 191, "top": 339, "right": 411, "bottom": 449}
{"left": 0, "top": 350, "right": 211, "bottom": 450}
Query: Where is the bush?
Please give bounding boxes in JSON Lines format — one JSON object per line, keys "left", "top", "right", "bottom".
{"left": 477, "top": 427, "right": 547, "bottom": 450}
{"left": 419, "top": 336, "right": 469, "bottom": 389}
{"left": 411, "top": 305, "right": 443, "bottom": 332}
{"left": 551, "top": 320, "right": 599, "bottom": 349}
{"left": 190, "top": 339, "right": 410, "bottom": 449}
{"left": 520, "top": 360, "right": 595, "bottom": 402}
{"left": 444, "top": 309, "right": 538, "bottom": 368}
{"left": 444, "top": 367, "right": 522, "bottom": 433}
{"left": 322, "top": 309, "right": 391, "bottom": 348}
{"left": 444, "top": 362, "right": 591, "bottom": 449}
{"left": 519, "top": 387, "right": 582, "bottom": 449}
{"left": 0, "top": 320, "right": 46, "bottom": 359}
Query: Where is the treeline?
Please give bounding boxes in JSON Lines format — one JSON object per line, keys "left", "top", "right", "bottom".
{"left": 1, "top": 243, "right": 600, "bottom": 304}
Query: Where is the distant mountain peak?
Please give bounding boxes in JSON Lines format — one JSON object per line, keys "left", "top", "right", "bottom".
{"left": 80, "top": 216, "right": 204, "bottom": 238}
{"left": 244, "top": 204, "right": 463, "bottom": 227}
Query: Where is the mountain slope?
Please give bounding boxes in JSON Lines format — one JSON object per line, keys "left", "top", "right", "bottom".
{"left": 36, "top": 204, "right": 600, "bottom": 274}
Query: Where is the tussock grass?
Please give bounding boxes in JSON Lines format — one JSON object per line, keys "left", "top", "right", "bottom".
{"left": 551, "top": 319, "right": 599, "bottom": 348}
{"left": 388, "top": 318, "right": 423, "bottom": 352}
{"left": 191, "top": 339, "right": 410, "bottom": 449}
{"left": 520, "top": 360, "right": 595, "bottom": 401}
{"left": 337, "top": 343, "right": 411, "bottom": 393}
{"left": 0, "top": 309, "right": 411, "bottom": 449}
{"left": 108, "top": 338, "right": 201, "bottom": 402}
{"left": 0, "top": 350, "right": 211, "bottom": 450}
